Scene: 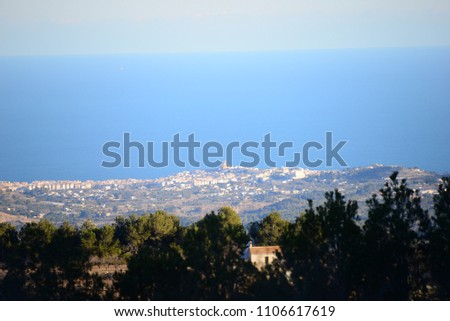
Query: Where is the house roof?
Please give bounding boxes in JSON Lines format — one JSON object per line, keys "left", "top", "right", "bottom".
{"left": 249, "top": 245, "right": 281, "bottom": 255}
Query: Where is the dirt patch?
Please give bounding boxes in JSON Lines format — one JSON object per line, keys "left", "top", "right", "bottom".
{"left": 0, "top": 211, "right": 36, "bottom": 224}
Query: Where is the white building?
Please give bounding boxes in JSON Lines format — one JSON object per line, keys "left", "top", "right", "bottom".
{"left": 242, "top": 241, "right": 282, "bottom": 270}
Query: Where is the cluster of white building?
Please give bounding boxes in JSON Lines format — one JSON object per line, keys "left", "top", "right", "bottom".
{"left": 155, "top": 167, "right": 310, "bottom": 189}
{"left": 28, "top": 181, "right": 93, "bottom": 191}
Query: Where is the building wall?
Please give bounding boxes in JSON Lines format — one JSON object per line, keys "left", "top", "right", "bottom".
{"left": 250, "top": 253, "right": 278, "bottom": 270}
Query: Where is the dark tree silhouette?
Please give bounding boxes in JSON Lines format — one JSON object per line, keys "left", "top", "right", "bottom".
{"left": 429, "top": 177, "right": 450, "bottom": 299}
{"left": 362, "top": 172, "right": 431, "bottom": 300}
{"left": 183, "top": 207, "right": 258, "bottom": 300}
{"left": 281, "top": 190, "right": 363, "bottom": 300}
{"left": 115, "top": 232, "right": 185, "bottom": 300}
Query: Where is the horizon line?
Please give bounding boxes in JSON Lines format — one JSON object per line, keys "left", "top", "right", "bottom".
{"left": 1, "top": 44, "right": 450, "bottom": 58}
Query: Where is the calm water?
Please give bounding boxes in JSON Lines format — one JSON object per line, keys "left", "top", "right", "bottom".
{"left": 1, "top": 48, "right": 449, "bottom": 181}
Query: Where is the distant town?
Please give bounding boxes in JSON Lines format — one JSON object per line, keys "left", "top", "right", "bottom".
{"left": 0, "top": 164, "right": 441, "bottom": 226}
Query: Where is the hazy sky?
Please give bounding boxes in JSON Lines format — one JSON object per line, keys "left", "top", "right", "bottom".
{"left": 1, "top": 0, "right": 450, "bottom": 55}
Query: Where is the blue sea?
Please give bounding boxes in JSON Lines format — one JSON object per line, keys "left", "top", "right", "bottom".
{"left": 1, "top": 47, "right": 449, "bottom": 182}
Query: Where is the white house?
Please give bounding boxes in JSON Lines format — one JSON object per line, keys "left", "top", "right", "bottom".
{"left": 242, "top": 241, "right": 281, "bottom": 270}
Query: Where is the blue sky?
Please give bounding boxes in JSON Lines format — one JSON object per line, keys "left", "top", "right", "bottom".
{"left": 1, "top": 0, "right": 450, "bottom": 55}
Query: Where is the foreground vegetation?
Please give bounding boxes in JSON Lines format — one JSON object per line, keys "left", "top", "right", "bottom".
{"left": 0, "top": 172, "right": 449, "bottom": 300}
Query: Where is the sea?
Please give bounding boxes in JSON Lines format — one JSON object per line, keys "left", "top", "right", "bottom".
{"left": 1, "top": 47, "right": 449, "bottom": 182}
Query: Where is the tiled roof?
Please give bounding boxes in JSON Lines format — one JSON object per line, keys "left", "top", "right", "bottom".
{"left": 249, "top": 246, "right": 281, "bottom": 255}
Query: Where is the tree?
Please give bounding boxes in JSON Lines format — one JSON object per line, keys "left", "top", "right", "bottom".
{"left": 45, "top": 222, "right": 94, "bottom": 299}
{"left": 249, "top": 212, "right": 289, "bottom": 246}
{"left": 114, "top": 211, "right": 180, "bottom": 256}
{"left": 115, "top": 212, "right": 183, "bottom": 300}
{"left": 1, "top": 220, "right": 102, "bottom": 300}
{"left": 1, "top": 220, "right": 56, "bottom": 299}
{"left": 80, "top": 220, "right": 97, "bottom": 254}
{"left": 97, "top": 225, "right": 121, "bottom": 258}
{"left": 0, "top": 223, "right": 19, "bottom": 299}
{"left": 281, "top": 190, "right": 363, "bottom": 300}
{"left": 148, "top": 210, "right": 180, "bottom": 240}
{"left": 183, "top": 207, "right": 258, "bottom": 300}
{"left": 429, "top": 177, "right": 450, "bottom": 299}
{"left": 114, "top": 215, "right": 150, "bottom": 256}
{"left": 0, "top": 223, "right": 18, "bottom": 265}
{"left": 362, "top": 172, "right": 431, "bottom": 300}
{"left": 116, "top": 239, "right": 186, "bottom": 300}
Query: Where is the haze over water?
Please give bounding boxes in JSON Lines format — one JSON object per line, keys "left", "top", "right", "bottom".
{"left": 1, "top": 47, "right": 449, "bottom": 182}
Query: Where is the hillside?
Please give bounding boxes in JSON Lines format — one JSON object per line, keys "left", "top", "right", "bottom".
{"left": 0, "top": 164, "right": 443, "bottom": 225}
